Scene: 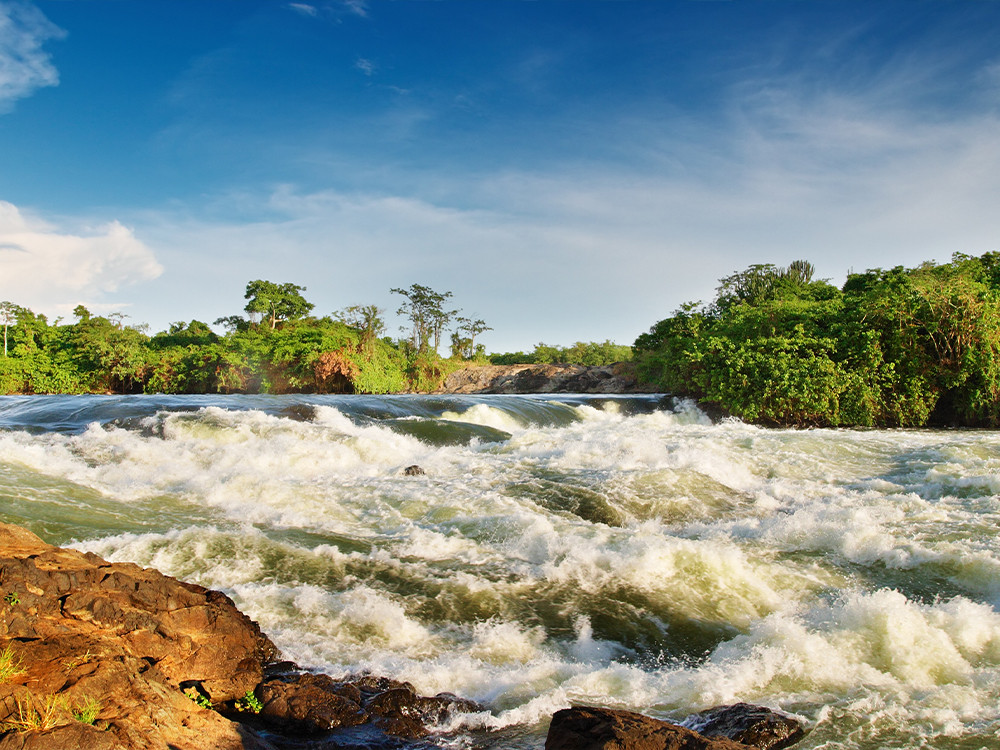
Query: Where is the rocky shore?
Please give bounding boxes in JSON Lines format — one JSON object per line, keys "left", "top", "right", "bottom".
{"left": 436, "top": 363, "right": 659, "bottom": 394}
{"left": 0, "top": 523, "right": 805, "bottom": 749}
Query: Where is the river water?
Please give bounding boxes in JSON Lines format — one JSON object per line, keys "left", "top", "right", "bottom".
{"left": 1, "top": 394, "right": 998, "bottom": 749}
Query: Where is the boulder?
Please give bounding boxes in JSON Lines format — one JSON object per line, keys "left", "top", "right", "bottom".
{"left": 545, "top": 706, "right": 756, "bottom": 750}
{"left": 685, "top": 703, "right": 805, "bottom": 750}
{"left": 250, "top": 669, "right": 483, "bottom": 739}
{"left": 0, "top": 522, "right": 484, "bottom": 749}
{"left": 0, "top": 522, "right": 277, "bottom": 750}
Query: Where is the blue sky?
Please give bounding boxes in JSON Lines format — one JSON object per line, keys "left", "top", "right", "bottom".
{"left": 1, "top": 0, "right": 999, "bottom": 352}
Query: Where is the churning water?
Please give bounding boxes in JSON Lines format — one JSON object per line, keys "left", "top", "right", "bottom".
{"left": 1, "top": 394, "right": 999, "bottom": 749}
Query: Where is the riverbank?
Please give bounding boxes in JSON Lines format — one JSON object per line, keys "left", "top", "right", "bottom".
{"left": 436, "top": 362, "right": 658, "bottom": 394}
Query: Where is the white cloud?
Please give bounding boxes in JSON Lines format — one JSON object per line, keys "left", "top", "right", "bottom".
{"left": 0, "top": 1, "right": 64, "bottom": 111}
{"left": 288, "top": 4, "right": 318, "bottom": 18}
{"left": 354, "top": 57, "right": 375, "bottom": 76}
{"left": 0, "top": 201, "right": 164, "bottom": 319}
{"left": 341, "top": 0, "right": 368, "bottom": 18}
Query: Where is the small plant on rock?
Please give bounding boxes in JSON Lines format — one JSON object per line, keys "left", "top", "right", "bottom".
{"left": 2, "top": 591, "right": 18, "bottom": 607}
{"left": 2, "top": 694, "right": 68, "bottom": 733}
{"left": 183, "top": 687, "right": 212, "bottom": 710}
{"left": 0, "top": 645, "right": 25, "bottom": 683}
{"left": 72, "top": 696, "right": 101, "bottom": 725}
{"left": 234, "top": 689, "right": 262, "bottom": 714}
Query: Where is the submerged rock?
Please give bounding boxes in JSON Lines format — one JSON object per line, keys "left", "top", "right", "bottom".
{"left": 545, "top": 706, "right": 755, "bottom": 750}
{"left": 685, "top": 703, "right": 805, "bottom": 750}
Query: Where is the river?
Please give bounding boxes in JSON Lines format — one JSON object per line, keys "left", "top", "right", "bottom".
{"left": 1, "top": 394, "right": 998, "bottom": 749}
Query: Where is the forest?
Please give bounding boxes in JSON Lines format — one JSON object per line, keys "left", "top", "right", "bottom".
{"left": 634, "top": 252, "right": 1000, "bottom": 427}
{"left": 0, "top": 281, "right": 628, "bottom": 396}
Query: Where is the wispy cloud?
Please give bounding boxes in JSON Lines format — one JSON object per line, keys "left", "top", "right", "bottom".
{"left": 288, "top": 3, "right": 318, "bottom": 18}
{"left": 0, "top": 1, "right": 64, "bottom": 111}
{"left": 341, "top": 0, "right": 368, "bottom": 18}
{"left": 354, "top": 57, "right": 375, "bottom": 77}
{"left": 0, "top": 201, "right": 163, "bottom": 319}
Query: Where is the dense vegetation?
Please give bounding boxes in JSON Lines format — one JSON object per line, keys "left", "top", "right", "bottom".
{"left": 0, "top": 282, "right": 484, "bottom": 395}
{"left": 489, "top": 340, "right": 633, "bottom": 367}
{"left": 634, "top": 253, "right": 1000, "bottom": 427}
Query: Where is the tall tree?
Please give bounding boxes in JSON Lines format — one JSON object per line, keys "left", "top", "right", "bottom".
{"left": 390, "top": 284, "right": 455, "bottom": 353}
{"left": 244, "top": 280, "right": 314, "bottom": 330}
{"left": 452, "top": 316, "right": 492, "bottom": 358}
{"left": 335, "top": 304, "right": 385, "bottom": 349}
{"left": 0, "top": 302, "right": 19, "bottom": 357}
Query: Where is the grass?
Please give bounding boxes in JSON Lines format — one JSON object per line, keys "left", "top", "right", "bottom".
{"left": 63, "top": 650, "right": 94, "bottom": 671}
{"left": 2, "top": 694, "right": 67, "bottom": 733}
{"left": 71, "top": 696, "right": 101, "bottom": 725}
{"left": 0, "top": 645, "right": 24, "bottom": 684}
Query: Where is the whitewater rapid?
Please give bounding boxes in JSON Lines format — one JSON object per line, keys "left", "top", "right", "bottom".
{"left": 0, "top": 394, "right": 998, "bottom": 749}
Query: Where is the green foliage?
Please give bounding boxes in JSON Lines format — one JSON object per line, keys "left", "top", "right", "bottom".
{"left": 233, "top": 690, "right": 262, "bottom": 714}
{"left": 244, "top": 280, "right": 314, "bottom": 330}
{"left": 0, "top": 645, "right": 24, "bottom": 683}
{"left": 184, "top": 687, "right": 213, "bottom": 710}
{"left": 391, "top": 284, "right": 456, "bottom": 354}
{"left": 491, "top": 340, "right": 633, "bottom": 366}
{"left": 71, "top": 696, "right": 101, "bottom": 725}
{"left": 635, "top": 254, "right": 1000, "bottom": 427}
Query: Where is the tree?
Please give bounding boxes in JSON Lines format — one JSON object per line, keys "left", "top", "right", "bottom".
{"left": 335, "top": 305, "right": 385, "bottom": 349}
{"left": 390, "top": 284, "right": 456, "bottom": 353}
{"left": 452, "top": 316, "right": 492, "bottom": 359}
{"left": 244, "top": 280, "right": 314, "bottom": 330}
{"left": 0, "top": 302, "right": 19, "bottom": 357}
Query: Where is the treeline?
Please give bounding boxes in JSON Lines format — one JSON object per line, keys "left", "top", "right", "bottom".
{"left": 0, "top": 282, "right": 489, "bottom": 395}
{"left": 490, "top": 340, "right": 633, "bottom": 366}
{"left": 634, "top": 253, "right": 1000, "bottom": 427}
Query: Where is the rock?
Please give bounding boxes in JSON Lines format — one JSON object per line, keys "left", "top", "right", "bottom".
{"left": 402, "top": 465, "right": 426, "bottom": 476}
{"left": 0, "top": 522, "right": 278, "bottom": 750}
{"left": 252, "top": 670, "right": 483, "bottom": 739}
{"left": 255, "top": 672, "right": 369, "bottom": 734}
{"left": 0, "top": 522, "right": 483, "bottom": 750}
{"left": 437, "top": 363, "right": 658, "bottom": 395}
{"left": 545, "top": 706, "right": 756, "bottom": 750}
{"left": 685, "top": 703, "right": 805, "bottom": 750}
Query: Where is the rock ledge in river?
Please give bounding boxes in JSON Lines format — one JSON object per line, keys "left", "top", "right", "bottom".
{"left": 437, "top": 363, "right": 658, "bottom": 394}
{"left": 546, "top": 705, "right": 805, "bottom": 750}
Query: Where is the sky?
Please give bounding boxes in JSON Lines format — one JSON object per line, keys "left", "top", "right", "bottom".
{"left": 1, "top": 0, "right": 1000, "bottom": 352}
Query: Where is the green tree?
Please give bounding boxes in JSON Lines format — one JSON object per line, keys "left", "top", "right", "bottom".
{"left": 244, "top": 280, "right": 314, "bottom": 330}
{"left": 390, "top": 284, "right": 456, "bottom": 353}
{"left": 336, "top": 305, "right": 386, "bottom": 350}
{"left": 0, "top": 302, "right": 19, "bottom": 357}
{"left": 451, "top": 316, "right": 492, "bottom": 359}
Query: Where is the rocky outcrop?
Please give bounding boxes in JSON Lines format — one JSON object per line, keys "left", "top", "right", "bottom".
{"left": 0, "top": 523, "right": 277, "bottom": 750}
{"left": 546, "top": 706, "right": 753, "bottom": 750}
{"left": 685, "top": 703, "right": 805, "bottom": 750}
{"left": 545, "top": 705, "right": 806, "bottom": 750}
{"left": 0, "top": 524, "right": 479, "bottom": 750}
{"left": 437, "top": 363, "right": 658, "bottom": 394}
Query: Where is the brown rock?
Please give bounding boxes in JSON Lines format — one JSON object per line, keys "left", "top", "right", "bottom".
{"left": 686, "top": 703, "right": 805, "bottom": 750}
{"left": 545, "top": 706, "right": 755, "bottom": 750}
{"left": 0, "top": 522, "right": 277, "bottom": 750}
{"left": 436, "top": 363, "right": 657, "bottom": 395}
{"left": 256, "top": 672, "right": 368, "bottom": 734}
